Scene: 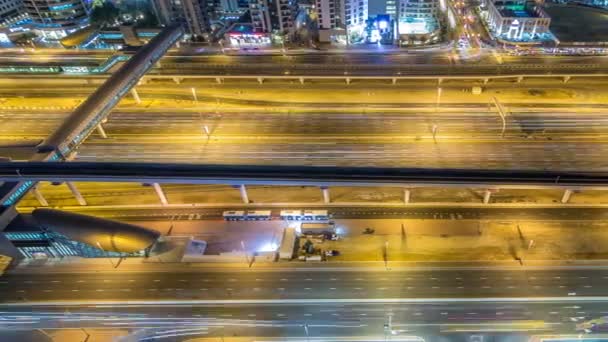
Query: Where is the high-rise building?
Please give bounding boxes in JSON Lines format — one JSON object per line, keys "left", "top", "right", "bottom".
{"left": 0, "top": 0, "right": 25, "bottom": 27}
{"left": 398, "top": 0, "right": 437, "bottom": 22}
{"left": 385, "top": 0, "right": 397, "bottom": 16}
{"left": 397, "top": 0, "right": 438, "bottom": 34}
{"left": 315, "top": 0, "right": 368, "bottom": 30}
{"left": 22, "top": 0, "right": 90, "bottom": 39}
{"left": 249, "top": 0, "right": 295, "bottom": 34}
{"left": 344, "top": 0, "right": 367, "bottom": 28}
{"left": 152, "top": 0, "right": 214, "bottom": 37}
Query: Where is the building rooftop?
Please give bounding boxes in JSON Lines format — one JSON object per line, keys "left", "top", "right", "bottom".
{"left": 499, "top": 5, "right": 539, "bottom": 18}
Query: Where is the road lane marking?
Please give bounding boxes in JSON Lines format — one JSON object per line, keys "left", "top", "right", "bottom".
{"left": 13, "top": 297, "right": 608, "bottom": 307}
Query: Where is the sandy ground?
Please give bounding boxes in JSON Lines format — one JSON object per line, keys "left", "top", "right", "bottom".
{"left": 117, "top": 218, "right": 608, "bottom": 263}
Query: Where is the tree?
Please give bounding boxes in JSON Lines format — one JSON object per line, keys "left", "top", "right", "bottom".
{"left": 90, "top": 1, "right": 120, "bottom": 28}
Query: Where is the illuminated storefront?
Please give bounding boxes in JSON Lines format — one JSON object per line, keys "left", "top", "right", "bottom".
{"left": 224, "top": 23, "right": 271, "bottom": 46}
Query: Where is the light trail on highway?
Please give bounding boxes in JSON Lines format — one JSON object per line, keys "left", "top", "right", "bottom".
{"left": 0, "top": 268, "right": 607, "bottom": 341}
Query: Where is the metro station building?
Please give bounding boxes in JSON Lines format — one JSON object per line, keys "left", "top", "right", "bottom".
{"left": 482, "top": 0, "right": 551, "bottom": 42}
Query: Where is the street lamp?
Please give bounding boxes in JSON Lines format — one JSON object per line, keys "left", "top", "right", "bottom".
{"left": 436, "top": 87, "right": 442, "bottom": 112}
{"left": 304, "top": 323, "right": 310, "bottom": 342}
{"left": 191, "top": 87, "right": 198, "bottom": 103}
{"left": 96, "top": 241, "right": 117, "bottom": 268}
{"left": 492, "top": 96, "right": 507, "bottom": 138}
{"left": 384, "top": 241, "right": 389, "bottom": 270}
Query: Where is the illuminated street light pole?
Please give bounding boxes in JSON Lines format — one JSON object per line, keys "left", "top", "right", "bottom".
{"left": 191, "top": 87, "right": 198, "bottom": 103}
{"left": 96, "top": 241, "right": 117, "bottom": 268}
{"left": 37, "top": 329, "right": 53, "bottom": 341}
{"left": 81, "top": 328, "right": 90, "bottom": 342}
{"left": 436, "top": 87, "right": 442, "bottom": 111}
{"left": 304, "top": 323, "right": 310, "bottom": 342}
{"left": 492, "top": 97, "right": 507, "bottom": 138}
{"left": 384, "top": 241, "right": 389, "bottom": 270}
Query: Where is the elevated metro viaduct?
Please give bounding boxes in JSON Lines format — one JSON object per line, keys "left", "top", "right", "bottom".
{"left": 1, "top": 162, "right": 607, "bottom": 208}
{"left": 2, "top": 68, "right": 604, "bottom": 86}
{"left": 0, "top": 25, "right": 184, "bottom": 231}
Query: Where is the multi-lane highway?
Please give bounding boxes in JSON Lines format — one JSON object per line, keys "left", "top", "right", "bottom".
{"left": 1, "top": 266, "right": 607, "bottom": 340}
{"left": 3, "top": 101, "right": 608, "bottom": 170}
{"left": 0, "top": 300, "right": 600, "bottom": 341}
{"left": 4, "top": 48, "right": 608, "bottom": 77}
{"left": 3, "top": 267, "right": 608, "bottom": 301}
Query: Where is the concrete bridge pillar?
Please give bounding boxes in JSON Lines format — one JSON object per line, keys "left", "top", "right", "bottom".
{"left": 403, "top": 189, "right": 411, "bottom": 204}
{"left": 483, "top": 78, "right": 489, "bottom": 84}
{"left": 561, "top": 189, "right": 573, "bottom": 204}
{"left": 392, "top": 78, "right": 397, "bottom": 85}
{"left": 152, "top": 183, "right": 169, "bottom": 206}
{"left": 321, "top": 186, "right": 330, "bottom": 204}
{"left": 239, "top": 184, "right": 249, "bottom": 204}
{"left": 32, "top": 185, "right": 48, "bottom": 207}
{"left": 172, "top": 77, "right": 182, "bottom": 84}
{"left": 483, "top": 189, "right": 493, "bottom": 204}
{"left": 96, "top": 124, "right": 108, "bottom": 139}
{"left": 563, "top": 76, "right": 571, "bottom": 83}
{"left": 345, "top": 78, "right": 351, "bottom": 85}
{"left": 66, "top": 182, "right": 87, "bottom": 206}
{"left": 130, "top": 88, "right": 141, "bottom": 104}
{"left": 257, "top": 77, "right": 264, "bottom": 84}
{"left": 437, "top": 78, "right": 443, "bottom": 85}
{"left": 215, "top": 77, "right": 223, "bottom": 84}
{"left": 516, "top": 76, "right": 524, "bottom": 83}
{"left": 299, "top": 77, "right": 305, "bottom": 85}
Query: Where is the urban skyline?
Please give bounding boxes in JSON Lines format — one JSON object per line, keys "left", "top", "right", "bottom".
{"left": 0, "top": 0, "right": 607, "bottom": 341}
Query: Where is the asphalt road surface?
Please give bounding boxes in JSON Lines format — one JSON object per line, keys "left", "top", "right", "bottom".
{"left": 2, "top": 268, "right": 608, "bottom": 302}
{"left": 1, "top": 267, "right": 607, "bottom": 341}
{"left": 50, "top": 207, "right": 608, "bottom": 221}
{"left": 4, "top": 104, "right": 608, "bottom": 170}
{"left": 0, "top": 300, "right": 601, "bottom": 341}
